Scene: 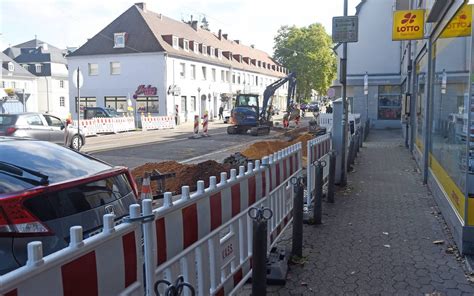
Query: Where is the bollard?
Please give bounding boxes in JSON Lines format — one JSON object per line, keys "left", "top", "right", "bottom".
{"left": 313, "top": 160, "right": 325, "bottom": 224}
{"left": 291, "top": 177, "right": 304, "bottom": 258}
{"left": 359, "top": 128, "right": 363, "bottom": 148}
{"left": 248, "top": 206, "right": 273, "bottom": 296}
{"left": 202, "top": 111, "right": 209, "bottom": 137}
{"left": 355, "top": 131, "right": 360, "bottom": 154}
{"left": 154, "top": 275, "right": 195, "bottom": 296}
{"left": 140, "top": 172, "right": 153, "bottom": 201}
{"left": 327, "top": 151, "right": 336, "bottom": 203}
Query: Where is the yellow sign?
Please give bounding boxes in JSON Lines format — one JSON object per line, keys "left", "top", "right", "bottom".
{"left": 440, "top": 4, "right": 472, "bottom": 38}
{"left": 392, "top": 10, "right": 425, "bottom": 40}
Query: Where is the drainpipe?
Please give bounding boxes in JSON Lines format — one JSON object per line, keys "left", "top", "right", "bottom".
{"left": 44, "top": 77, "right": 50, "bottom": 113}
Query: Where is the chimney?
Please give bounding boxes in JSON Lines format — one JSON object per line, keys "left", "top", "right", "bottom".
{"left": 135, "top": 2, "right": 146, "bottom": 11}
{"left": 250, "top": 44, "right": 255, "bottom": 49}
{"left": 234, "top": 40, "right": 240, "bottom": 44}
{"left": 218, "top": 29, "right": 222, "bottom": 40}
{"left": 191, "top": 20, "right": 198, "bottom": 31}
{"left": 158, "top": 13, "right": 162, "bottom": 20}
{"left": 222, "top": 33, "right": 228, "bottom": 40}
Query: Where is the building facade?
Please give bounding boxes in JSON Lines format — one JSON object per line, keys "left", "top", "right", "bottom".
{"left": 4, "top": 39, "right": 70, "bottom": 118}
{"left": 398, "top": 0, "right": 474, "bottom": 254}
{"left": 66, "top": 3, "right": 289, "bottom": 123}
{"left": 0, "top": 52, "right": 38, "bottom": 113}
{"left": 333, "top": 0, "right": 402, "bottom": 129}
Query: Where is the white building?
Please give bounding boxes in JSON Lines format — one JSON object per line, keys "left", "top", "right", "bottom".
{"left": 1, "top": 52, "right": 38, "bottom": 113}
{"left": 66, "top": 2, "right": 289, "bottom": 123}
{"left": 4, "top": 39, "right": 70, "bottom": 118}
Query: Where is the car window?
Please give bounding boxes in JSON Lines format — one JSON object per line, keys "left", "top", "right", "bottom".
{"left": 95, "top": 110, "right": 106, "bottom": 117}
{"left": 0, "top": 115, "right": 15, "bottom": 125}
{"left": 25, "top": 115, "right": 44, "bottom": 126}
{"left": 44, "top": 115, "right": 64, "bottom": 127}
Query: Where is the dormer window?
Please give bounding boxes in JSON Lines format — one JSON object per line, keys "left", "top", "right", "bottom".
{"left": 172, "top": 36, "right": 179, "bottom": 49}
{"left": 183, "top": 39, "right": 189, "bottom": 51}
{"left": 217, "top": 49, "right": 222, "bottom": 59}
{"left": 210, "top": 47, "right": 215, "bottom": 57}
{"left": 114, "top": 32, "right": 126, "bottom": 48}
{"left": 7, "top": 62, "right": 14, "bottom": 72}
{"left": 193, "top": 42, "right": 200, "bottom": 54}
{"left": 202, "top": 45, "right": 207, "bottom": 56}
{"left": 22, "top": 64, "right": 29, "bottom": 70}
{"left": 258, "top": 61, "right": 261, "bottom": 67}
{"left": 35, "top": 64, "right": 42, "bottom": 73}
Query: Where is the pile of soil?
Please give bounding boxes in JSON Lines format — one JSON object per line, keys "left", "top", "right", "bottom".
{"left": 131, "top": 160, "right": 231, "bottom": 194}
{"left": 241, "top": 132, "right": 315, "bottom": 160}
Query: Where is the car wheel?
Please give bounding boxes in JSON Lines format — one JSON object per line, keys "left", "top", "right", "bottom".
{"left": 71, "top": 135, "right": 83, "bottom": 151}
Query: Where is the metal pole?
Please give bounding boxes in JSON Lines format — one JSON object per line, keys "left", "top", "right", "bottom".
{"left": 292, "top": 178, "right": 304, "bottom": 258}
{"left": 340, "top": 0, "right": 349, "bottom": 186}
{"left": 22, "top": 88, "right": 26, "bottom": 112}
{"left": 327, "top": 151, "right": 336, "bottom": 203}
{"left": 313, "top": 160, "right": 325, "bottom": 224}
{"left": 77, "top": 67, "right": 80, "bottom": 138}
{"left": 249, "top": 207, "right": 272, "bottom": 296}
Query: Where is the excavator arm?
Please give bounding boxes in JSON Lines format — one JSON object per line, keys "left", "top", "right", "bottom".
{"left": 260, "top": 72, "right": 296, "bottom": 121}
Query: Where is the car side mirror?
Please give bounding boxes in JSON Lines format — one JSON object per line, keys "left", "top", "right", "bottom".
{"left": 60, "top": 125, "right": 65, "bottom": 130}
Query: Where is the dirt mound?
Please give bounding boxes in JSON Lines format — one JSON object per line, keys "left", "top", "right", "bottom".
{"left": 131, "top": 160, "right": 231, "bottom": 194}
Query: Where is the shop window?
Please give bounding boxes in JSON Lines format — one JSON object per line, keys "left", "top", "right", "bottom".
{"left": 75, "top": 97, "right": 97, "bottom": 114}
{"left": 136, "top": 97, "right": 159, "bottom": 114}
{"left": 377, "top": 85, "right": 401, "bottom": 120}
{"left": 105, "top": 96, "right": 127, "bottom": 112}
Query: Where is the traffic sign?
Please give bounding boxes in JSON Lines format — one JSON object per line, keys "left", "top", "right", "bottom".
{"left": 72, "top": 68, "right": 83, "bottom": 89}
{"left": 332, "top": 16, "right": 359, "bottom": 43}
{"left": 327, "top": 88, "right": 336, "bottom": 98}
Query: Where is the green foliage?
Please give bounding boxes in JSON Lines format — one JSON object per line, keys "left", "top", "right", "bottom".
{"left": 273, "top": 24, "right": 337, "bottom": 99}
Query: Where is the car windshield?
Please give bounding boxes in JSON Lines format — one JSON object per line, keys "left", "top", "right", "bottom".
{"left": 105, "top": 108, "right": 120, "bottom": 117}
{"left": 0, "top": 138, "right": 111, "bottom": 194}
{"left": 0, "top": 115, "right": 15, "bottom": 125}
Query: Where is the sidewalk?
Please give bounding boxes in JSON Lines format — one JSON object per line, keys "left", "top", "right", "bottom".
{"left": 243, "top": 129, "right": 474, "bottom": 295}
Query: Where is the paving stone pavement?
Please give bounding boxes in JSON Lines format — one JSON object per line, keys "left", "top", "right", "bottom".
{"left": 238, "top": 129, "right": 474, "bottom": 295}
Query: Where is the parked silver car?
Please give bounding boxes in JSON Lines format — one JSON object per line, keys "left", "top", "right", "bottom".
{"left": 0, "top": 113, "right": 85, "bottom": 150}
{"left": 0, "top": 137, "right": 138, "bottom": 275}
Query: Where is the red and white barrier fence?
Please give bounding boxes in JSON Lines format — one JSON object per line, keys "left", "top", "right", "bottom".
{"left": 141, "top": 115, "right": 175, "bottom": 131}
{"left": 0, "top": 208, "right": 144, "bottom": 296}
{"left": 72, "top": 116, "right": 136, "bottom": 136}
{"left": 306, "top": 133, "right": 332, "bottom": 205}
{"left": 141, "top": 142, "right": 302, "bottom": 296}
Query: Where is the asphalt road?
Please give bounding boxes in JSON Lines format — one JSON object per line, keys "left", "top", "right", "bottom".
{"left": 89, "top": 126, "right": 281, "bottom": 168}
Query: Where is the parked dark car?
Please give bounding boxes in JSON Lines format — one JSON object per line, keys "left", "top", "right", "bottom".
{"left": 308, "top": 102, "right": 320, "bottom": 112}
{"left": 0, "top": 113, "right": 85, "bottom": 150}
{"left": 0, "top": 137, "right": 138, "bottom": 275}
{"left": 83, "top": 107, "right": 121, "bottom": 120}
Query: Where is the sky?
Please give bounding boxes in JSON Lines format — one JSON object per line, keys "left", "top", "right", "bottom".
{"left": 0, "top": 0, "right": 360, "bottom": 55}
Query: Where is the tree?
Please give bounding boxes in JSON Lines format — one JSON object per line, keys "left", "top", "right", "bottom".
{"left": 273, "top": 24, "right": 337, "bottom": 101}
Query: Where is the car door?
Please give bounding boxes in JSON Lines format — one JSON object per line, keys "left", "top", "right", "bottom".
{"left": 22, "top": 114, "right": 50, "bottom": 141}
{"left": 44, "top": 114, "right": 65, "bottom": 144}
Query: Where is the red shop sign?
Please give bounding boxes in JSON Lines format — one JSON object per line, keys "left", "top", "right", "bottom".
{"left": 135, "top": 85, "right": 157, "bottom": 96}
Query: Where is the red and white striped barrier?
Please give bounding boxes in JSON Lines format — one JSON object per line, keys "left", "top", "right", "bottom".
{"left": 202, "top": 112, "right": 209, "bottom": 137}
{"left": 72, "top": 116, "right": 136, "bottom": 136}
{"left": 0, "top": 207, "right": 144, "bottom": 296}
{"left": 193, "top": 115, "right": 200, "bottom": 138}
{"left": 306, "top": 133, "right": 332, "bottom": 205}
{"left": 141, "top": 115, "right": 175, "bottom": 131}
{"left": 140, "top": 143, "right": 302, "bottom": 296}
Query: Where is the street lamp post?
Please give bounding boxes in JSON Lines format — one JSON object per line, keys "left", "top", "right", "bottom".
{"left": 198, "top": 87, "right": 201, "bottom": 117}
{"left": 340, "top": 0, "right": 349, "bottom": 186}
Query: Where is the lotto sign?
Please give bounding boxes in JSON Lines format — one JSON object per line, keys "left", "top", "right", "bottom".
{"left": 392, "top": 10, "right": 425, "bottom": 40}
{"left": 440, "top": 4, "right": 472, "bottom": 38}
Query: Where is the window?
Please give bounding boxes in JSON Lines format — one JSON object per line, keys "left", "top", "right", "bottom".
{"left": 378, "top": 85, "right": 401, "bottom": 120}
{"left": 193, "top": 42, "right": 199, "bottom": 54}
{"left": 75, "top": 97, "right": 96, "bottom": 113}
{"left": 110, "top": 62, "right": 120, "bottom": 75}
{"left": 44, "top": 115, "right": 63, "bottom": 127}
{"left": 22, "top": 64, "right": 29, "bottom": 70}
{"left": 202, "top": 66, "right": 207, "bottom": 80}
{"left": 190, "top": 65, "right": 196, "bottom": 80}
{"left": 191, "top": 96, "right": 197, "bottom": 111}
{"left": 212, "top": 68, "right": 216, "bottom": 82}
{"left": 226, "top": 71, "right": 230, "bottom": 82}
{"left": 88, "top": 63, "right": 99, "bottom": 76}
{"left": 217, "top": 49, "right": 222, "bottom": 59}
{"left": 114, "top": 32, "right": 126, "bottom": 48}
{"left": 35, "top": 64, "right": 42, "bottom": 73}
{"left": 59, "top": 80, "right": 64, "bottom": 88}
{"left": 7, "top": 62, "right": 14, "bottom": 72}
{"left": 238, "top": 75, "right": 241, "bottom": 84}
{"left": 210, "top": 47, "right": 215, "bottom": 57}
{"left": 136, "top": 97, "right": 159, "bottom": 113}
{"left": 59, "top": 96, "right": 65, "bottom": 107}
{"left": 11, "top": 81, "right": 16, "bottom": 88}
{"left": 221, "top": 70, "right": 225, "bottom": 82}
{"left": 180, "top": 63, "right": 186, "bottom": 79}
{"left": 105, "top": 96, "right": 127, "bottom": 111}
{"left": 255, "top": 76, "right": 258, "bottom": 85}
{"left": 183, "top": 40, "right": 189, "bottom": 51}
{"left": 202, "top": 45, "right": 207, "bottom": 56}
{"left": 172, "top": 36, "right": 179, "bottom": 49}
{"left": 25, "top": 115, "right": 44, "bottom": 126}
{"left": 181, "top": 96, "right": 187, "bottom": 112}
{"left": 232, "top": 74, "right": 235, "bottom": 84}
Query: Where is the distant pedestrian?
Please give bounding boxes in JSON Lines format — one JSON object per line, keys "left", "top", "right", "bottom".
{"left": 219, "top": 106, "right": 224, "bottom": 120}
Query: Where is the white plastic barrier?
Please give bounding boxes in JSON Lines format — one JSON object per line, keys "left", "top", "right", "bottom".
{"left": 71, "top": 119, "right": 96, "bottom": 137}
{"left": 318, "top": 113, "right": 333, "bottom": 131}
{"left": 141, "top": 143, "right": 302, "bottom": 296}
{"left": 72, "top": 117, "right": 136, "bottom": 136}
{"left": 0, "top": 208, "right": 144, "bottom": 296}
{"left": 306, "top": 133, "right": 331, "bottom": 205}
{"left": 349, "top": 113, "right": 361, "bottom": 133}
{"left": 141, "top": 116, "right": 175, "bottom": 131}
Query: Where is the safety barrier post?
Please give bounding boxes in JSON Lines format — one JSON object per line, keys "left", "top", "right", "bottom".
{"left": 202, "top": 111, "right": 209, "bottom": 137}
{"left": 142, "top": 199, "right": 156, "bottom": 296}
{"left": 140, "top": 172, "right": 152, "bottom": 201}
{"left": 248, "top": 206, "right": 273, "bottom": 296}
{"left": 313, "top": 160, "right": 325, "bottom": 225}
{"left": 327, "top": 150, "right": 336, "bottom": 203}
{"left": 291, "top": 177, "right": 304, "bottom": 258}
{"left": 193, "top": 115, "right": 200, "bottom": 138}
